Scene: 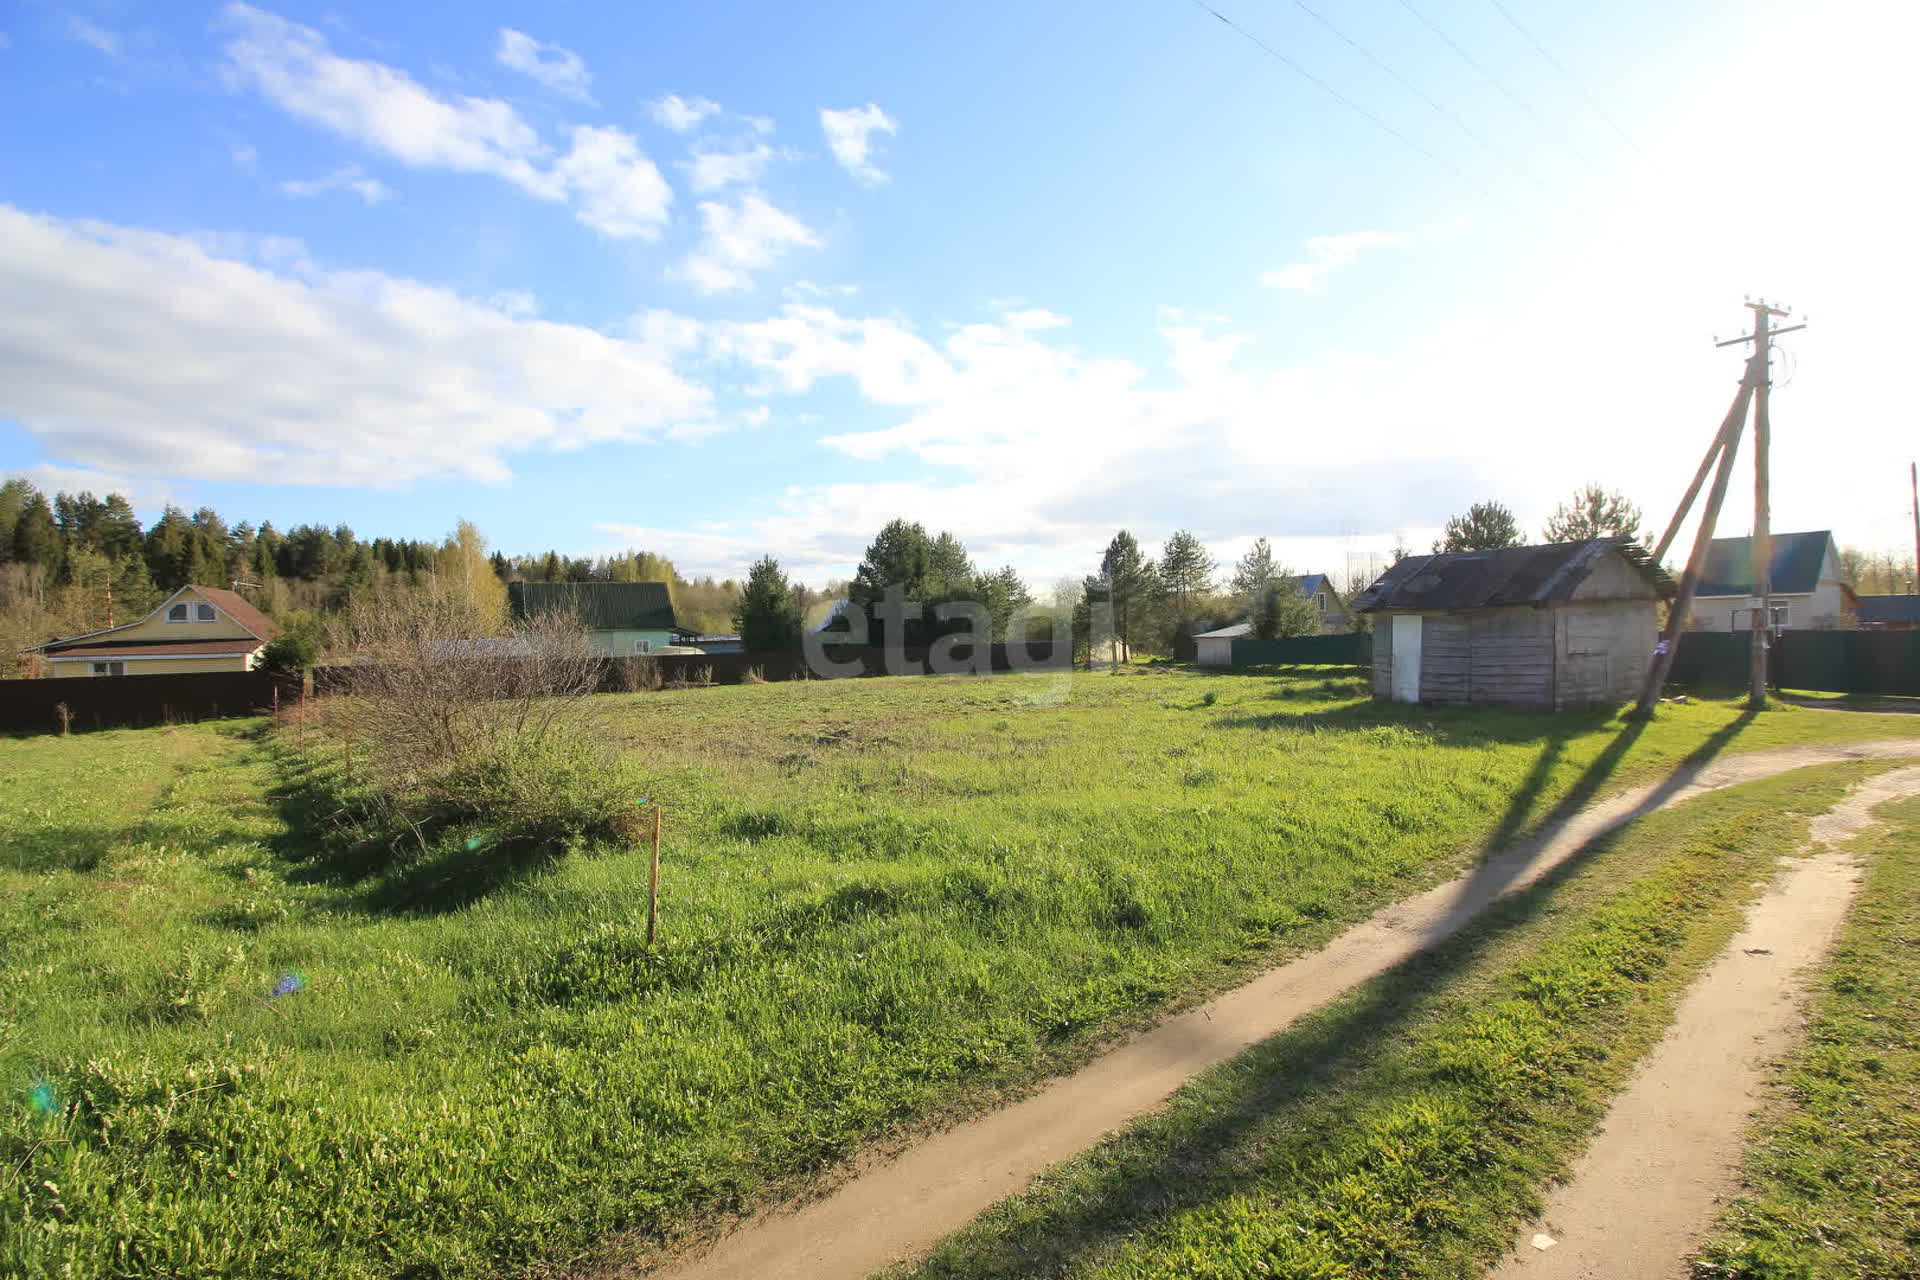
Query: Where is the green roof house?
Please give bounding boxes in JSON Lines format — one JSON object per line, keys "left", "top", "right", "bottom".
{"left": 1686, "top": 530, "right": 1858, "bottom": 631}
{"left": 507, "top": 582, "right": 695, "bottom": 656}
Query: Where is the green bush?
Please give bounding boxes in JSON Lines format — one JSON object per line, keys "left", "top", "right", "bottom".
{"left": 421, "top": 726, "right": 642, "bottom": 848}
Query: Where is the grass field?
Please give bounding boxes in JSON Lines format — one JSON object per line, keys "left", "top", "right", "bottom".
{"left": 1692, "top": 792, "right": 1920, "bottom": 1279}
{"left": 5, "top": 666, "right": 1919, "bottom": 1279}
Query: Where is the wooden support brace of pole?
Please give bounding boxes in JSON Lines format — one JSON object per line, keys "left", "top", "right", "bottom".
{"left": 1633, "top": 378, "right": 1756, "bottom": 717}
{"left": 646, "top": 804, "right": 663, "bottom": 948}
{"left": 1650, "top": 384, "right": 1752, "bottom": 566}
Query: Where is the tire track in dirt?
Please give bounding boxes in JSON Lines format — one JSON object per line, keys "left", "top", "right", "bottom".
{"left": 632, "top": 741, "right": 1920, "bottom": 1280}
{"left": 1489, "top": 764, "right": 1920, "bottom": 1279}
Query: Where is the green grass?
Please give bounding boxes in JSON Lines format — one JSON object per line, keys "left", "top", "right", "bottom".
{"left": 1691, "top": 793, "right": 1920, "bottom": 1279}
{"left": 4, "top": 669, "right": 1919, "bottom": 1279}
{"left": 894, "top": 763, "right": 1896, "bottom": 1280}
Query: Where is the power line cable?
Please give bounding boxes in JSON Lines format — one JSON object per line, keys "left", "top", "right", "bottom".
{"left": 1184, "top": 0, "right": 1493, "bottom": 199}
{"left": 1392, "top": 0, "right": 1600, "bottom": 172}
{"left": 1485, "top": 0, "right": 1645, "bottom": 158}
{"left": 1280, "top": 0, "right": 1551, "bottom": 192}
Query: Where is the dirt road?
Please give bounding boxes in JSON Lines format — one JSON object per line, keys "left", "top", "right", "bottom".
{"left": 1490, "top": 764, "right": 1920, "bottom": 1278}
{"left": 636, "top": 741, "right": 1920, "bottom": 1280}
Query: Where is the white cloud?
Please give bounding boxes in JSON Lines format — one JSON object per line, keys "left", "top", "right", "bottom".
{"left": 686, "top": 143, "right": 774, "bottom": 192}
{"left": 552, "top": 125, "right": 673, "bottom": 239}
{"left": 673, "top": 194, "right": 820, "bottom": 293}
{"left": 0, "top": 205, "right": 715, "bottom": 487}
{"left": 218, "top": 5, "right": 670, "bottom": 239}
{"left": 1260, "top": 230, "right": 1403, "bottom": 291}
{"left": 650, "top": 93, "right": 718, "bottom": 133}
{"left": 495, "top": 28, "right": 591, "bottom": 102}
{"left": 278, "top": 165, "right": 392, "bottom": 204}
{"left": 820, "top": 104, "right": 897, "bottom": 185}
{"left": 0, "top": 32, "right": 12, "bottom": 51}
{"left": 67, "top": 17, "right": 120, "bottom": 57}
{"left": 1003, "top": 308, "right": 1069, "bottom": 331}
{"left": 231, "top": 142, "right": 260, "bottom": 173}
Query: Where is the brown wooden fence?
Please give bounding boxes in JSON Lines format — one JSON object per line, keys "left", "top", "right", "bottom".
{"left": 308, "top": 642, "right": 1070, "bottom": 698}
{"left": 0, "top": 670, "right": 303, "bottom": 735}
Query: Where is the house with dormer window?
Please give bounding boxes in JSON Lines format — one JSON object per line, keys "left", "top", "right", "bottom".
{"left": 25, "top": 585, "right": 278, "bottom": 677}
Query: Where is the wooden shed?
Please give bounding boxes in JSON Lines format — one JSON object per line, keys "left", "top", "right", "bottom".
{"left": 1349, "top": 538, "right": 1675, "bottom": 711}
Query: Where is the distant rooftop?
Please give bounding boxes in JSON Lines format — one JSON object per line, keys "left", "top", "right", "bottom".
{"left": 1695, "top": 530, "right": 1837, "bottom": 597}
{"left": 507, "top": 581, "right": 677, "bottom": 631}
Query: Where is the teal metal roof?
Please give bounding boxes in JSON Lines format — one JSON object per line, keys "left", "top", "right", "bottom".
{"left": 507, "top": 581, "right": 677, "bottom": 631}
{"left": 1696, "top": 530, "right": 1834, "bottom": 597}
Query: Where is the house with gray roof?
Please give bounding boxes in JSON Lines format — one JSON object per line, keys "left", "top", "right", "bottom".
{"left": 1685, "top": 530, "right": 1857, "bottom": 632}
{"left": 1351, "top": 538, "right": 1674, "bottom": 710}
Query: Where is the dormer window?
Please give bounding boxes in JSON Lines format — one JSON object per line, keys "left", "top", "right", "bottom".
{"left": 167, "top": 603, "right": 189, "bottom": 622}
{"left": 196, "top": 603, "right": 216, "bottom": 622}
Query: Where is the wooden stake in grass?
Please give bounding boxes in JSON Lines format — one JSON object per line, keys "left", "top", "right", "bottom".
{"left": 647, "top": 802, "right": 663, "bottom": 948}
{"left": 54, "top": 702, "right": 71, "bottom": 738}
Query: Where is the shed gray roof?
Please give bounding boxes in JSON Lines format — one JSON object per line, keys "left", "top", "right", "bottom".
{"left": 508, "top": 581, "right": 678, "bottom": 631}
{"left": 1194, "top": 622, "right": 1252, "bottom": 640}
{"left": 1350, "top": 538, "right": 1675, "bottom": 613}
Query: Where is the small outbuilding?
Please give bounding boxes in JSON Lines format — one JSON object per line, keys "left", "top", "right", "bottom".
{"left": 1349, "top": 538, "right": 1675, "bottom": 711}
{"left": 1192, "top": 622, "right": 1250, "bottom": 666}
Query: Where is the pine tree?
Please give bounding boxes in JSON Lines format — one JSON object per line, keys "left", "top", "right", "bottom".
{"left": 733, "top": 555, "right": 804, "bottom": 652}
{"left": 1098, "top": 530, "right": 1162, "bottom": 662}
{"left": 1229, "top": 537, "right": 1279, "bottom": 611}
{"left": 849, "top": 518, "right": 935, "bottom": 647}
{"left": 12, "top": 491, "right": 59, "bottom": 570}
{"left": 1541, "top": 485, "right": 1644, "bottom": 544}
{"left": 1159, "top": 529, "right": 1216, "bottom": 623}
{"left": 1434, "top": 501, "right": 1523, "bottom": 554}
{"left": 973, "top": 565, "right": 1032, "bottom": 642}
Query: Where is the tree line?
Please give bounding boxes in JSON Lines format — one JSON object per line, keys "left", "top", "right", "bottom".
{"left": 0, "top": 477, "right": 754, "bottom": 676}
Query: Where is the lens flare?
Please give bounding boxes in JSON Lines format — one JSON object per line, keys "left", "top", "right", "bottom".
{"left": 27, "top": 1080, "right": 57, "bottom": 1116}
{"left": 270, "top": 970, "right": 306, "bottom": 999}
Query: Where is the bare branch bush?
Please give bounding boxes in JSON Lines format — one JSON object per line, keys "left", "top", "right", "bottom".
{"left": 318, "top": 594, "right": 638, "bottom": 848}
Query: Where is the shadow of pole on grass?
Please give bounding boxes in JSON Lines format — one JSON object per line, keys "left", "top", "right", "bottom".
{"left": 902, "top": 708, "right": 1762, "bottom": 1280}
{"left": 1426, "top": 709, "right": 1758, "bottom": 947}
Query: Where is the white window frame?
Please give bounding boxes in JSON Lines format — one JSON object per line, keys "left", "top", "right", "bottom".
{"left": 90, "top": 661, "right": 126, "bottom": 677}
{"left": 633, "top": 639, "right": 652, "bottom": 655}
{"left": 1316, "top": 592, "right": 1328, "bottom": 612}
{"left": 196, "top": 603, "right": 216, "bottom": 622}
{"left": 167, "top": 603, "right": 189, "bottom": 622}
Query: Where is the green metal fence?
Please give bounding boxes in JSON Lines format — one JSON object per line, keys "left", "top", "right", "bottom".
{"left": 1670, "top": 630, "right": 1920, "bottom": 696}
{"left": 1228, "top": 633, "right": 1371, "bottom": 666}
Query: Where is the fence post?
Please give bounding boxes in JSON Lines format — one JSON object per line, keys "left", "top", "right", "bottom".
{"left": 646, "top": 804, "right": 663, "bottom": 948}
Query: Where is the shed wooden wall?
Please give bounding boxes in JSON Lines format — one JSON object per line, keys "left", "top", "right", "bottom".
{"left": 1553, "top": 600, "right": 1658, "bottom": 707}
{"left": 1368, "top": 599, "right": 1659, "bottom": 710}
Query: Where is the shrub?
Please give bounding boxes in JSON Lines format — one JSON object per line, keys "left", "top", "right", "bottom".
{"left": 317, "top": 593, "right": 631, "bottom": 851}
{"left": 741, "top": 665, "right": 767, "bottom": 685}
{"left": 422, "top": 728, "right": 641, "bottom": 847}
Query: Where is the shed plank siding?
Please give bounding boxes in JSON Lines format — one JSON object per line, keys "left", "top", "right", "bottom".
{"left": 1419, "top": 615, "right": 1471, "bottom": 703}
{"left": 1465, "top": 607, "right": 1551, "bottom": 707}
{"left": 1555, "top": 600, "right": 1658, "bottom": 707}
{"left": 1372, "top": 619, "right": 1394, "bottom": 697}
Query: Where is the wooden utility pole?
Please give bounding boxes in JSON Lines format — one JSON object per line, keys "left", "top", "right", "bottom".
{"left": 1632, "top": 299, "right": 1803, "bottom": 718}
{"left": 1911, "top": 461, "right": 1919, "bottom": 593}
{"left": 1738, "top": 302, "right": 1786, "bottom": 708}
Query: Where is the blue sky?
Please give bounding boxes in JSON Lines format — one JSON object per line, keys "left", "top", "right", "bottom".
{"left": 1, "top": 0, "right": 1913, "bottom": 586}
